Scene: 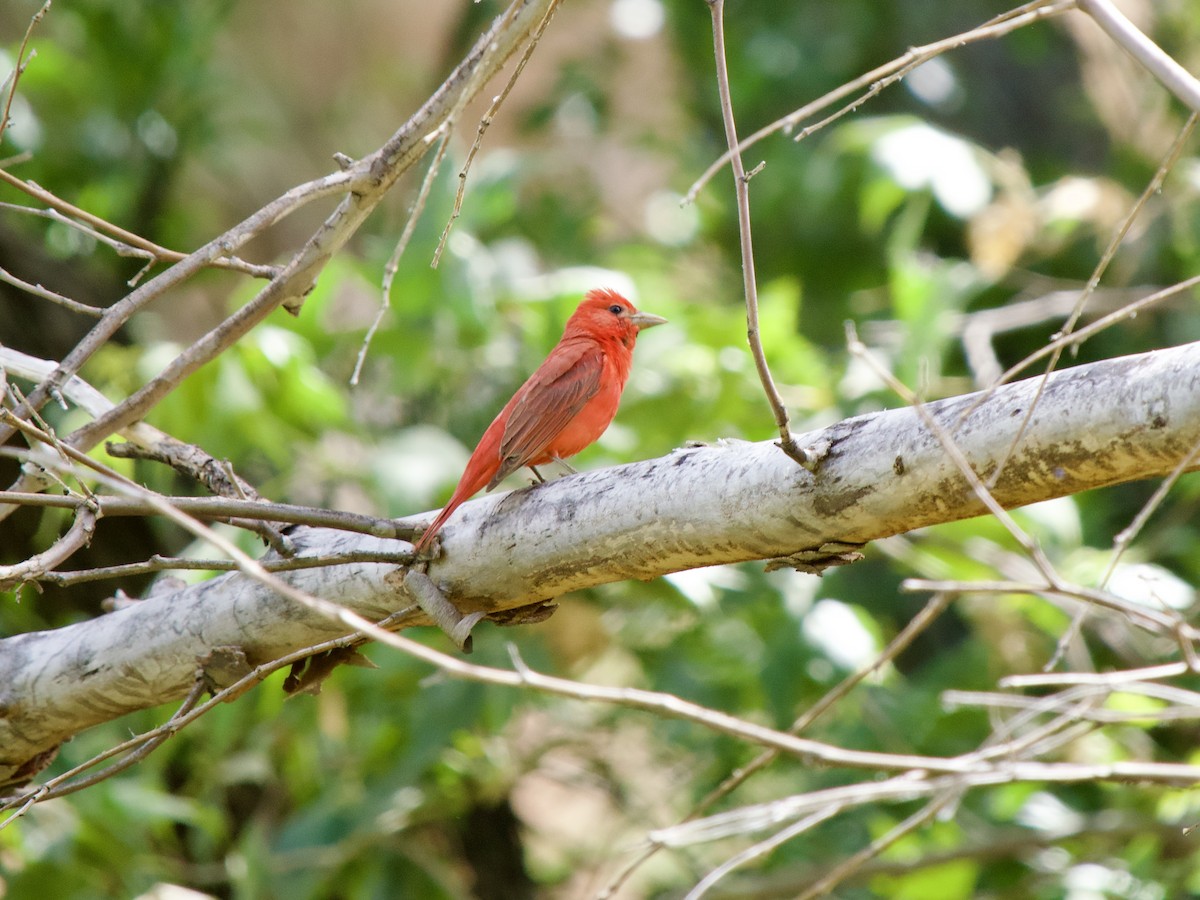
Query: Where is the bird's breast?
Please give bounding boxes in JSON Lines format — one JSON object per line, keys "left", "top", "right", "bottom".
{"left": 540, "top": 360, "right": 627, "bottom": 462}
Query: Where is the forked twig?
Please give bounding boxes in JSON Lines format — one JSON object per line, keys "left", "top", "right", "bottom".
{"left": 430, "top": 0, "right": 564, "bottom": 268}
{"left": 686, "top": 0, "right": 1072, "bottom": 203}
{"left": 981, "top": 114, "right": 1198, "bottom": 489}
{"left": 598, "top": 591, "right": 955, "bottom": 897}
{"left": 351, "top": 126, "right": 452, "bottom": 387}
{"left": 0, "top": 1, "right": 50, "bottom": 144}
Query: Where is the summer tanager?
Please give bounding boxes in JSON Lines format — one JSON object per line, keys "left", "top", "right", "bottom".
{"left": 413, "top": 288, "right": 666, "bottom": 554}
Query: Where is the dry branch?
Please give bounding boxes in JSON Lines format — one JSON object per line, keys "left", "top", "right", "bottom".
{"left": 0, "top": 0, "right": 558, "bottom": 493}
{"left": 1, "top": 339, "right": 1198, "bottom": 782}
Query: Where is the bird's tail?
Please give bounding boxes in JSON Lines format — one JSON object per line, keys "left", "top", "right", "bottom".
{"left": 412, "top": 502, "right": 457, "bottom": 555}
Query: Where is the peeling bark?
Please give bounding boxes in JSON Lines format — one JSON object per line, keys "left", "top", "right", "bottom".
{"left": 2, "top": 341, "right": 1198, "bottom": 781}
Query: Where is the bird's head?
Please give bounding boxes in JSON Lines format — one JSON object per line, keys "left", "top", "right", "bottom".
{"left": 566, "top": 288, "right": 667, "bottom": 347}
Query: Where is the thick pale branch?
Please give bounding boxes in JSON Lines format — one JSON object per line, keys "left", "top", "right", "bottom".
{"left": 1, "top": 340, "right": 1198, "bottom": 780}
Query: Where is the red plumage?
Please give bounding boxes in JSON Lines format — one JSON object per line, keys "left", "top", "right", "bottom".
{"left": 413, "top": 288, "right": 666, "bottom": 554}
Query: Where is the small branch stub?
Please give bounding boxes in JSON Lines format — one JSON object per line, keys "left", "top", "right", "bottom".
{"left": 401, "top": 567, "right": 485, "bottom": 653}
{"left": 779, "top": 436, "right": 831, "bottom": 472}
{"left": 766, "top": 541, "right": 866, "bottom": 574}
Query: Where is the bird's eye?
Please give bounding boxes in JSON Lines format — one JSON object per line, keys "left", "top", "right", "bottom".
{"left": 608, "top": 304, "right": 624, "bottom": 315}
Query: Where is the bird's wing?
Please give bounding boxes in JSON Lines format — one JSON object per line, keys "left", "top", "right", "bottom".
{"left": 491, "top": 340, "right": 604, "bottom": 488}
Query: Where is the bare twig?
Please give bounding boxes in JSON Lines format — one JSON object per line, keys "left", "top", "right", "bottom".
{"left": 1002, "top": 662, "right": 1190, "bottom": 688}
{"left": 40, "top": 548, "right": 414, "bottom": 588}
{"left": 647, "top": 756, "right": 1200, "bottom": 851}
{"left": 0, "top": 173, "right": 279, "bottom": 279}
{"left": 1078, "top": 0, "right": 1200, "bottom": 113}
{"left": 994, "top": 273, "right": 1200, "bottom": 386}
{"left": 430, "top": 0, "right": 564, "bottom": 268}
{"left": 686, "top": 807, "right": 841, "bottom": 900}
{"left": 0, "top": 264, "right": 103, "bottom": 317}
{"left": 846, "top": 323, "right": 1065, "bottom": 589}
{"left": 982, "top": 114, "right": 1198, "bottom": 489}
{"left": 0, "top": 489, "right": 413, "bottom": 540}
{"left": 0, "top": 502, "right": 96, "bottom": 590}
{"left": 902, "top": 578, "right": 1200, "bottom": 642}
{"left": 351, "top": 126, "right": 452, "bottom": 387}
{"left": 686, "top": 0, "right": 1072, "bottom": 203}
{"left": 706, "top": 0, "right": 811, "bottom": 468}
{"left": 947, "top": 681, "right": 1200, "bottom": 724}
{"left": 795, "top": 796, "right": 952, "bottom": 900}
{"left": 0, "top": 1, "right": 50, "bottom": 144}
{"left": 598, "top": 591, "right": 956, "bottom": 898}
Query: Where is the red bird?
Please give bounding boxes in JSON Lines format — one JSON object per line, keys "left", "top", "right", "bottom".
{"left": 413, "top": 288, "right": 666, "bottom": 554}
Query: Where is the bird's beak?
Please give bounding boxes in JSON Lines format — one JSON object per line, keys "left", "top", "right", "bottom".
{"left": 629, "top": 311, "right": 668, "bottom": 331}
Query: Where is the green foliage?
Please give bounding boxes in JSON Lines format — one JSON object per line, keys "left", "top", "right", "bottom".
{"left": 5, "top": 0, "right": 1200, "bottom": 897}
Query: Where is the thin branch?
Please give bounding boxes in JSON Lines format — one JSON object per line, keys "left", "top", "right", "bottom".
{"left": 1078, "top": 0, "right": 1200, "bottom": 113}
{"left": 946, "top": 682, "right": 1200, "bottom": 724}
{"left": 0, "top": 1, "right": 49, "bottom": 144}
{"left": 0, "top": 488, "right": 413, "bottom": 540}
{"left": 0, "top": 173, "right": 279, "bottom": 279}
{"left": 0, "top": 503, "right": 97, "bottom": 590}
{"left": 685, "top": 807, "right": 840, "bottom": 900}
{"left": 902, "top": 578, "right": 1200, "bottom": 641}
{"left": 846, "top": 324, "right": 1065, "bottom": 589}
{"left": 795, "top": 796, "right": 952, "bottom": 900}
{"left": 648, "top": 757, "right": 1200, "bottom": 850}
{"left": 685, "top": 0, "right": 1072, "bottom": 203}
{"left": 0, "top": 264, "right": 103, "bottom": 317}
{"left": 313, "top": 636, "right": 1200, "bottom": 786}
{"left": 39, "top": 548, "right": 415, "bottom": 588}
{"left": 993, "top": 272, "right": 1200, "bottom": 385}
{"left": 706, "top": 0, "right": 810, "bottom": 468}
{"left": 597, "top": 592, "right": 956, "bottom": 898}
{"left": 430, "top": 0, "right": 564, "bottom": 268}
{"left": 1002, "top": 663, "right": 1190, "bottom": 688}
{"left": 983, "top": 114, "right": 1198, "bottom": 489}
{"left": 351, "top": 127, "right": 452, "bottom": 387}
